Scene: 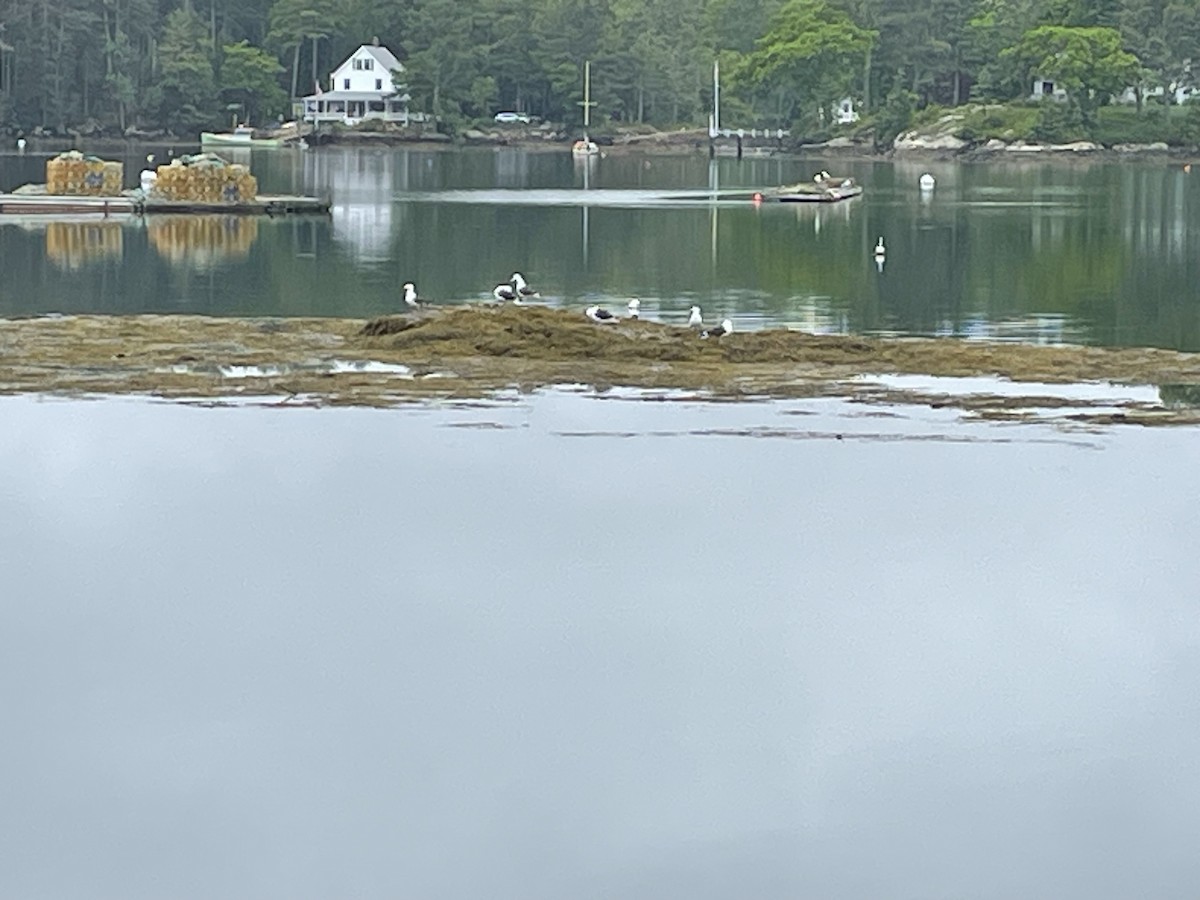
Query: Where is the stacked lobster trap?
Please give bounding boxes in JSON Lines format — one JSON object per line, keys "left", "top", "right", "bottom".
{"left": 46, "top": 151, "right": 123, "bottom": 196}
{"left": 151, "top": 153, "right": 258, "bottom": 204}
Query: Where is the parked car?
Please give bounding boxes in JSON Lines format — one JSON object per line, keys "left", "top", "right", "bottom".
{"left": 494, "top": 112, "right": 531, "bottom": 124}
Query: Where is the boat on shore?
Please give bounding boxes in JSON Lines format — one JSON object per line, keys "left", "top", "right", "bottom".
{"left": 200, "top": 126, "right": 287, "bottom": 148}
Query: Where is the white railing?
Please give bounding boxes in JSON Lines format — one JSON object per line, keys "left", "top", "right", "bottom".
{"left": 709, "top": 127, "right": 791, "bottom": 140}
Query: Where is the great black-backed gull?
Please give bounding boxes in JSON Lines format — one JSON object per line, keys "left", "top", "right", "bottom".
{"left": 702, "top": 318, "right": 733, "bottom": 339}
{"left": 402, "top": 282, "right": 424, "bottom": 308}
{"left": 687, "top": 305, "right": 703, "bottom": 328}
{"left": 511, "top": 272, "right": 539, "bottom": 299}
{"left": 493, "top": 283, "right": 517, "bottom": 302}
{"left": 627, "top": 298, "right": 640, "bottom": 318}
{"left": 585, "top": 305, "right": 619, "bottom": 323}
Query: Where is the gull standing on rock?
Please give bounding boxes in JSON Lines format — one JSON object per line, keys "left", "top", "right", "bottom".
{"left": 585, "top": 305, "right": 619, "bottom": 324}
{"left": 402, "top": 282, "right": 425, "bottom": 308}
{"left": 627, "top": 298, "right": 640, "bottom": 319}
{"left": 511, "top": 272, "right": 539, "bottom": 299}
{"left": 493, "top": 283, "right": 517, "bottom": 302}
{"left": 687, "top": 305, "right": 703, "bottom": 328}
{"left": 702, "top": 319, "right": 733, "bottom": 339}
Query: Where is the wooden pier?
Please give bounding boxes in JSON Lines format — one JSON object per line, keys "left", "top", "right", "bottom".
{"left": 708, "top": 128, "right": 791, "bottom": 159}
{"left": 0, "top": 191, "right": 330, "bottom": 217}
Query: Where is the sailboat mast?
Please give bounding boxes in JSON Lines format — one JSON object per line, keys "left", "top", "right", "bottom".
{"left": 584, "top": 60, "right": 591, "bottom": 133}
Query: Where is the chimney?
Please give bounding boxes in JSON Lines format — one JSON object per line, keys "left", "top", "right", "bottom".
{"left": 372, "top": 36, "right": 380, "bottom": 46}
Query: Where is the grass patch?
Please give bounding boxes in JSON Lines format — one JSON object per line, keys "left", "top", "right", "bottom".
{"left": 954, "top": 103, "right": 1040, "bottom": 142}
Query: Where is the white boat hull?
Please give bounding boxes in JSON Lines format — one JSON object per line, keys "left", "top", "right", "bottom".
{"left": 200, "top": 132, "right": 285, "bottom": 148}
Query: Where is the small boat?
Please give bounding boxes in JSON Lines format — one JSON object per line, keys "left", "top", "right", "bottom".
{"left": 200, "top": 126, "right": 285, "bottom": 148}
{"left": 770, "top": 175, "right": 862, "bottom": 203}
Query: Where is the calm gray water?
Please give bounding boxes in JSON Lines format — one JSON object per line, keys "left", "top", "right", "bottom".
{"left": 2, "top": 391, "right": 1199, "bottom": 899}
{"left": 1, "top": 145, "right": 1199, "bottom": 351}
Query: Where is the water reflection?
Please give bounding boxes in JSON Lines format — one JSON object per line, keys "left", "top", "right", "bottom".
{"left": 148, "top": 216, "right": 259, "bottom": 270}
{"left": 43, "top": 220, "right": 124, "bottom": 270}
{"left": 2, "top": 393, "right": 1199, "bottom": 900}
{"left": 2, "top": 147, "right": 1200, "bottom": 348}
{"left": 318, "top": 150, "right": 405, "bottom": 262}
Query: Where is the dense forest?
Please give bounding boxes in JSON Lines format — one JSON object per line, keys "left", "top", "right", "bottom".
{"left": 0, "top": 0, "right": 1198, "bottom": 140}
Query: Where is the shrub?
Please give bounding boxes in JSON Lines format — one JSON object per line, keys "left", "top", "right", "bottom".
{"left": 1031, "top": 102, "right": 1086, "bottom": 142}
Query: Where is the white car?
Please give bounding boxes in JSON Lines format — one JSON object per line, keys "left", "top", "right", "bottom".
{"left": 494, "top": 112, "right": 531, "bottom": 124}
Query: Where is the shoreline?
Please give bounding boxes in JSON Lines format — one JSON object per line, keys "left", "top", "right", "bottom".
{"left": 2, "top": 307, "right": 1198, "bottom": 425}
{"left": 9, "top": 129, "right": 1199, "bottom": 166}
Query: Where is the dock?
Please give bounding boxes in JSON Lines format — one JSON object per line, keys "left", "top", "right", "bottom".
{"left": 0, "top": 191, "right": 330, "bottom": 217}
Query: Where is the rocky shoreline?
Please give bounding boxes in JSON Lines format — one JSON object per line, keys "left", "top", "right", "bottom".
{"left": 9, "top": 118, "right": 1199, "bottom": 163}
{"left": 2, "top": 307, "right": 1199, "bottom": 426}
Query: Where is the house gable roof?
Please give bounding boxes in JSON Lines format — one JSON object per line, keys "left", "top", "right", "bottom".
{"left": 363, "top": 45, "right": 402, "bottom": 73}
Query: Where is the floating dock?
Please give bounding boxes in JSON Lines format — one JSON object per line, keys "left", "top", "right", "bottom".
{"left": 0, "top": 191, "right": 330, "bottom": 217}
{"left": 767, "top": 180, "right": 863, "bottom": 203}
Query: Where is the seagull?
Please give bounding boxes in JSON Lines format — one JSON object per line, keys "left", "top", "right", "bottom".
{"left": 16, "top": 138, "right": 26, "bottom": 152}
{"left": 402, "top": 282, "right": 424, "bottom": 308}
{"left": 687, "top": 305, "right": 703, "bottom": 328}
{"left": 627, "top": 298, "right": 640, "bottom": 319}
{"left": 702, "top": 318, "right": 733, "bottom": 339}
{"left": 585, "top": 305, "right": 619, "bottom": 324}
{"left": 511, "top": 272, "right": 539, "bottom": 299}
{"left": 493, "top": 283, "right": 517, "bottom": 302}
{"left": 874, "top": 237, "right": 886, "bottom": 259}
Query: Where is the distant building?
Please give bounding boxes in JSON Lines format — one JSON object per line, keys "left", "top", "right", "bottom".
{"left": 301, "top": 39, "right": 422, "bottom": 127}
{"left": 835, "top": 97, "right": 859, "bottom": 125}
{"left": 1115, "top": 83, "right": 1196, "bottom": 105}
{"left": 1034, "top": 75, "right": 1197, "bottom": 106}
{"left": 1030, "top": 78, "right": 1069, "bottom": 101}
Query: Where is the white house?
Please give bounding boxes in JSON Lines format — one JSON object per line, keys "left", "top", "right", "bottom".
{"left": 835, "top": 97, "right": 859, "bottom": 125}
{"left": 1030, "top": 78, "right": 1069, "bottom": 101}
{"left": 302, "top": 39, "right": 420, "bottom": 127}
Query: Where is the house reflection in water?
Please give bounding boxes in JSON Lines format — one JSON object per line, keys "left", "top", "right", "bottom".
{"left": 44, "top": 221, "right": 124, "bottom": 270}
{"left": 148, "top": 216, "right": 259, "bottom": 270}
{"left": 308, "top": 150, "right": 409, "bottom": 262}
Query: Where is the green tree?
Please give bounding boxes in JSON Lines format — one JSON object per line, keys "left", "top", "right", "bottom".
{"left": 220, "top": 40, "right": 287, "bottom": 124}
{"left": 733, "top": 0, "right": 876, "bottom": 131}
{"left": 158, "top": 7, "right": 218, "bottom": 134}
{"left": 966, "top": 0, "right": 1044, "bottom": 100}
{"left": 401, "top": 0, "right": 487, "bottom": 127}
{"left": 268, "top": 0, "right": 339, "bottom": 100}
{"left": 1003, "top": 25, "right": 1141, "bottom": 123}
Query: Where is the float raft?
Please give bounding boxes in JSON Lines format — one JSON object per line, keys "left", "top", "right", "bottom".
{"left": 0, "top": 190, "right": 330, "bottom": 217}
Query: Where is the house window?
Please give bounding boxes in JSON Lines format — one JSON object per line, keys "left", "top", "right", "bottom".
{"left": 375, "top": 79, "right": 382, "bottom": 90}
{"left": 344, "top": 78, "right": 351, "bottom": 90}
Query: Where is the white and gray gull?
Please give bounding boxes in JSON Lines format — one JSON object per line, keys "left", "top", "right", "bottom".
{"left": 402, "top": 282, "right": 424, "bottom": 308}
{"left": 702, "top": 318, "right": 733, "bottom": 339}
{"left": 492, "top": 283, "right": 517, "bottom": 302}
{"left": 511, "top": 272, "right": 539, "bottom": 299}
{"left": 627, "top": 298, "right": 640, "bottom": 318}
{"left": 585, "top": 305, "right": 619, "bottom": 323}
{"left": 687, "top": 305, "right": 703, "bottom": 328}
